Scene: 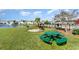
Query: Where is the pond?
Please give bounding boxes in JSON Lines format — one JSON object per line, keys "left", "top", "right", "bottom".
{"left": 0, "top": 24, "right": 17, "bottom": 28}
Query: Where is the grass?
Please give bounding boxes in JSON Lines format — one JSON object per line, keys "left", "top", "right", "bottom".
{"left": 0, "top": 27, "right": 79, "bottom": 50}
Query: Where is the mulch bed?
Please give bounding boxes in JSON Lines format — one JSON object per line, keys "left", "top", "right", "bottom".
{"left": 74, "top": 35, "right": 79, "bottom": 38}
{"left": 57, "top": 30, "right": 79, "bottom": 38}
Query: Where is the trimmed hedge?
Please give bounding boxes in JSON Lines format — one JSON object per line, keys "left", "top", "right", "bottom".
{"left": 56, "top": 27, "right": 65, "bottom": 30}
{"left": 72, "top": 29, "right": 79, "bottom": 35}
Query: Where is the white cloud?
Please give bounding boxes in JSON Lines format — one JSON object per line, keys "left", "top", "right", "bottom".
{"left": 0, "top": 9, "right": 6, "bottom": 16}
{"left": 33, "top": 11, "right": 42, "bottom": 18}
{"left": 0, "top": 12, "right": 6, "bottom": 16}
{"left": 47, "top": 9, "right": 57, "bottom": 14}
{"left": 0, "top": 10, "right": 4, "bottom": 12}
{"left": 64, "top": 9, "right": 69, "bottom": 11}
{"left": 63, "top": 9, "right": 71, "bottom": 12}
{"left": 0, "top": 9, "right": 6, "bottom": 13}
{"left": 33, "top": 11, "right": 42, "bottom": 15}
{"left": 20, "top": 11, "right": 31, "bottom": 16}
{"left": 1, "top": 13, "right": 5, "bottom": 15}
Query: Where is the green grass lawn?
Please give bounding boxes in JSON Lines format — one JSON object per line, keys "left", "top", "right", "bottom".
{"left": 0, "top": 27, "right": 79, "bottom": 50}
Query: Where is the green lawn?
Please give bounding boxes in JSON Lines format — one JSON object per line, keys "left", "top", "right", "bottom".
{"left": 0, "top": 27, "right": 79, "bottom": 50}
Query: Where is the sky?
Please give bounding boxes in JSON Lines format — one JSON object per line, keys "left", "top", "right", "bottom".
{"left": 0, "top": 9, "right": 79, "bottom": 21}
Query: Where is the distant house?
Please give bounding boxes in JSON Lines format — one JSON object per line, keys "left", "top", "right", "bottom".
{"left": 54, "top": 20, "right": 76, "bottom": 30}
{"left": 18, "top": 21, "right": 25, "bottom": 25}
{"left": 7, "top": 20, "right": 13, "bottom": 25}
{"left": 54, "top": 17, "right": 79, "bottom": 30}
{"left": 75, "top": 19, "right": 79, "bottom": 29}
{"left": 26, "top": 21, "right": 39, "bottom": 25}
{"left": 7, "top": 20, "right": 18, "bottom": 25}
{"left": 26, "top": 21, "right": 34, "bottom": 25}
{"left": 0, "top": 20, "right": 7, "bottom": 24}
{"left": 75, "top": 19, "right": 79, "bottom": 25}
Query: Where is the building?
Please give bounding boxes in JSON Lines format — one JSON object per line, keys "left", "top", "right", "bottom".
{"left": 54, "top": 20, "right": 76, "bottom": 30}
{"left": 75, "top": 19, "right": 79, "bottom": 29}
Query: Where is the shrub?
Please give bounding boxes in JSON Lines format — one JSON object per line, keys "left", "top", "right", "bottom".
{"left": 56, "top": 27, "right": 65, "bottom": 30}
{"left": 72, "top": 29, "right": 79, "bottom": 35}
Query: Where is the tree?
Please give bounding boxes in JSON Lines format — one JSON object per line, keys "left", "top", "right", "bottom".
{"left": 38, "top": 22, "right": 45, "bottom": 30}
{"left": 54, "top": 10, "right": 79, "bottom": 32}
{"left": 25, "top": 23, "right": 30, "bottom": 30}
{"left": 35, "top": 17, "right": 40, "bottom": 27}
{"left": 35, "top": 17, "right": 45, "bottom": 30}
{"left": 22, "top": 20, "right": 26, "bottom": 23}
{"left": 35, "top": 17, "right": 40, "bottom": 24}
{"left": 44, "top": 20, "right": 50, "bottom": 24}
{"left": 12, "top": 20, "right": 18, "bottom": 27}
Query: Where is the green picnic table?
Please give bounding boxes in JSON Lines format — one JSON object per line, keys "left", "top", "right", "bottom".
{"left": 40, "top": 31, "right": 67, "bottom": 45}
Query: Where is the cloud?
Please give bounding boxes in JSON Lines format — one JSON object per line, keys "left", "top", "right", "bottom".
{"left": 1, "top": 13, "right": 6, "bottom": 15}
{"left": 20, "top": 11, "right": 31, "bottom": 16}
{"left": 0, "top": 10, "right": 4, "bottom": 12}
{"left": 0, "top": 9, "right": 6, "bottom": 16}
{"left": 47, "top": 9, "right": 57, "bottom": 14}
{"left": 33, "top": 11, "right": 42, "bottom": 15}
{"left": 33, "top": 11, "right": 43, "bottom": 18}
{"left": 62, "top": 9, "right": 71, "bottom": 12}
{"left": 64, "top": 9, "right": 70, "bottom": 11}
{"left": 0, "top": 12, "right": 6, "bottom": 16}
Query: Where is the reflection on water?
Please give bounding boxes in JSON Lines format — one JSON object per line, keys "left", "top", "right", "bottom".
{"left": 0, "top": 24, "right": 17, "bottom": 28}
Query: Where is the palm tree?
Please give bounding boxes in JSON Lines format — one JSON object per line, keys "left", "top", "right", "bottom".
{"left": 35, "top": 17, "right": 40, "bottom": 27}
{"left": 35, "top": 17, "right": 40, "bottom": 23}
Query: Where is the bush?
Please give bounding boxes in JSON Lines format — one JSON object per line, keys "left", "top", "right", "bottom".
{"left": 56, "top": 27, "right": 65, "bottom": 30}
{"left": 72, "top": 29, "right": 79, "bottom": 35}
